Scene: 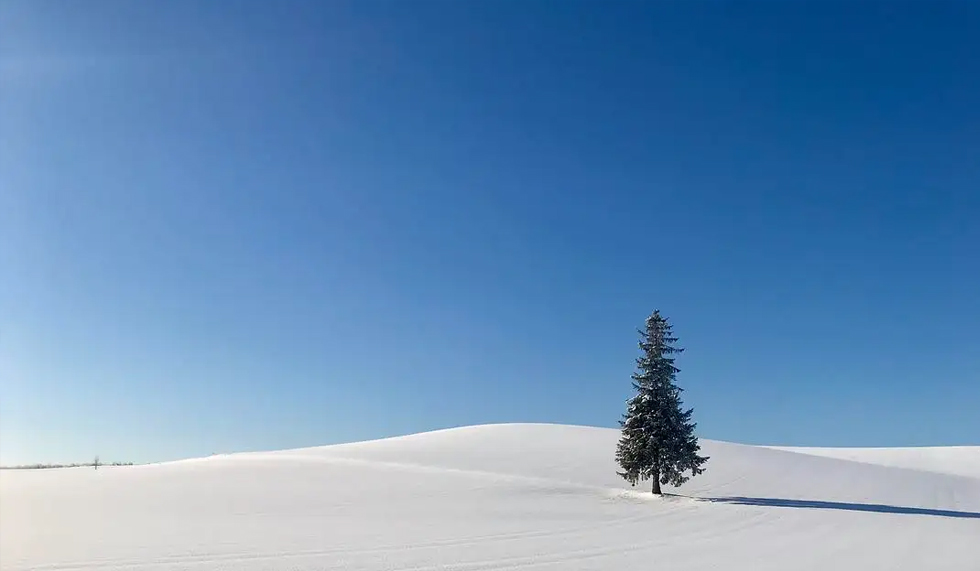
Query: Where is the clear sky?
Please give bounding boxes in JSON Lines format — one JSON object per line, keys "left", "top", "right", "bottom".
{"left": 1, "top": 0, "right": 978, "bottom": 465}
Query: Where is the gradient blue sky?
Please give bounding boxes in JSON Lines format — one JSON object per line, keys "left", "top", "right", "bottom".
{"left": 2, "top": 1, "right": 978, "bottom": 464}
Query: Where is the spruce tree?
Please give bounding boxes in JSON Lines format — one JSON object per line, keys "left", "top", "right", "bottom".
{"left": 616, "top": 310, "right": 708, "bottom": 494}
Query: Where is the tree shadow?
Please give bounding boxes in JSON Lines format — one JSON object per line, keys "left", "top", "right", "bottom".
{"left": 702, "top": 496, "right": 980, "bottom": 519}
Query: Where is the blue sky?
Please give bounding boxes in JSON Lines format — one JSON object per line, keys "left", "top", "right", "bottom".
{"left": 1, "top": 0, "right": 978, "bottom": 464}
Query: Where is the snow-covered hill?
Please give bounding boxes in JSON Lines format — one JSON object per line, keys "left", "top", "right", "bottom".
{"left": 2, "top": 424, "right": 978, "bottom": 570}
{"left": 768, "top": 443, "right": 980, "bottom": 479}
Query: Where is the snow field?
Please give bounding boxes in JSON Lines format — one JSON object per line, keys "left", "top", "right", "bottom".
{"left": 2, "top": 424, "right": 978, "bottom": 570}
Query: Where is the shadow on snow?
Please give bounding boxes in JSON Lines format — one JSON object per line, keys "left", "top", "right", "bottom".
{"left": 700, "top": 496, "right": 980, "bottom": 519}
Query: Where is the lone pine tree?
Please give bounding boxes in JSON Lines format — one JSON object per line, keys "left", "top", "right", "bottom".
{"left": 616, "top": 310, "right": 708, "bottom": 494}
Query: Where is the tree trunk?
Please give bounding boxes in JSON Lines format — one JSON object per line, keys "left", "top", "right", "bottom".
{"left": 652, "top": 471, "right": 662, "bottom": 495}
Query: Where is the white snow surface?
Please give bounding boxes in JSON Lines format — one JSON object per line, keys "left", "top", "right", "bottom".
{"left": 2, "top": 423, "right": 978, "bottom": 570}
{"left": 767, "top": 444, "right": 980, "bottom": 479}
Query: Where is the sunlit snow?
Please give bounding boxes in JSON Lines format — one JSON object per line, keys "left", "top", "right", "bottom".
{"left": 2, "top": 424, "right": 978, "bottom": 570}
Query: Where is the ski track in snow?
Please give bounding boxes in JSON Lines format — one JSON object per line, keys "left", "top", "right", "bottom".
{"left": 2, "top": 424, "right": 978, "bottom": 570}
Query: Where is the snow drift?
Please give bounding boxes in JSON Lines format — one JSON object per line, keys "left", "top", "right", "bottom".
{"left": 2, "top": 423, "right": 978, "bottom": 570}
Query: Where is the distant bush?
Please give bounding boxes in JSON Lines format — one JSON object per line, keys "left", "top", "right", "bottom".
{"left": 0, "top": 461, "right": 135, "bottom": 470}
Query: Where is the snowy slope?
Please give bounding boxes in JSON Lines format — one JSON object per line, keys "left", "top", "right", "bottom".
{"left": 2, "top": 424, "right": 978, "bottom": 571}
{"left": 768, "top": 444, "right": 980, "bottom": 479}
